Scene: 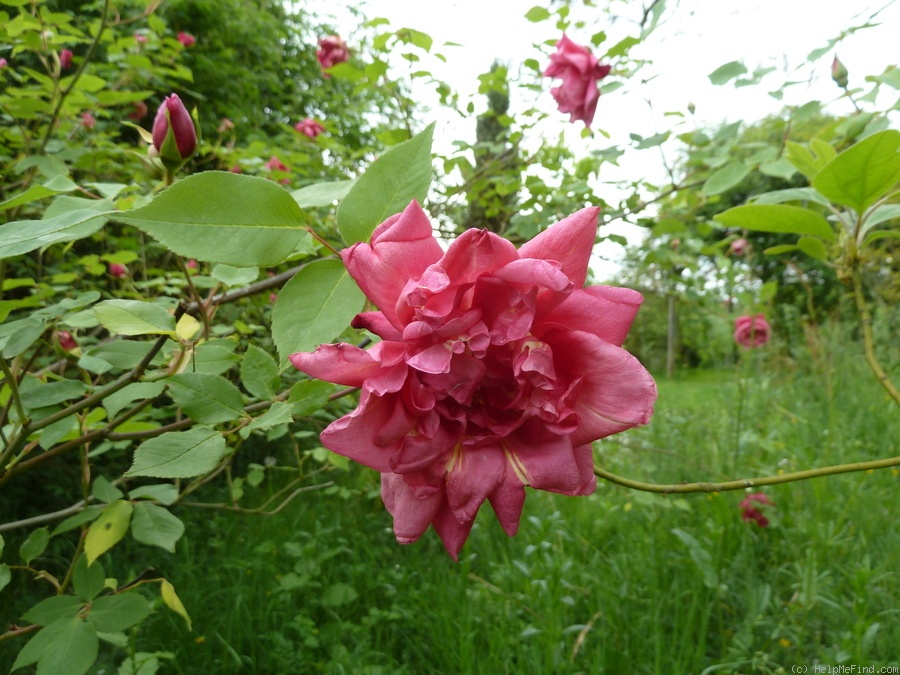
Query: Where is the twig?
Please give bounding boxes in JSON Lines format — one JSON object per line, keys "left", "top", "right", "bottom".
{"left": 852, "top": 268, "right": 900, "bottom": 407}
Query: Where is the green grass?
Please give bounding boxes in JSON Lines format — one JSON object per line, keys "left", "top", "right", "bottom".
{"left": 3, "top": 331, "right": 898, "bottom": 674}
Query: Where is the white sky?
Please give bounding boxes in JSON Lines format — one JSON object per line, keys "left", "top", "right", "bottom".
{"left": 312, "top": 0, "right": 899, "bottom": 276}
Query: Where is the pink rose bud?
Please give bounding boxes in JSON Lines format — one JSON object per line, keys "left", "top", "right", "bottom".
{"left": 177, "top": 31, "right": 196, "bottom": 48}
{"left": 544, "top": 35, "right": 611, "bottom": 128}
{"left": 58, "top": 331, "right": 78, "bottom": 352}
{"left": 729, "top": 237, "right": 749, "bottom": 256}
{"left": 316, "top": 35, "right": 349, "bottom": 74}
{"left": 186, "top": 259, "right": 198, "bottom": 269}
{"left": 152, "top": 93, "right": 198, "bottom": 160}
{"left": 128, "top": 100, "right": 148, "bottom": 121}
{"left": 831, "top": 56, "right": 849, "bottom": 88}
{"left": 134, "top": 33, "right": 148, "bottom": 44}
{"left": 81, "top": 112, "right": 96, "bottom": 129}
{"left": 265, "top": 156, "right": 288, "bottom": 172}
{"left": 228, "top": 164, "right": 242, "bottom": 173}
{"left": 108, "top": 262, "right": 128, "bottom": 278}
{"left": 59, "top": 49, "right": 74, "bottom": 69}
{"left": 294, "top": 118, "right": 326, "bottom": 138}
{"left": 739, "top": 493, "right": 774, "bottom": 527}
{"left": 0, "top": 58, "right": 8, "bottom": 69}
{"left": 733, "top": 314, "right": 771, "bottom": 348}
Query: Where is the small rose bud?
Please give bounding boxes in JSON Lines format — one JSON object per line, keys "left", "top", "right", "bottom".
{"left": 134, "top": 33, "right": 148, "bottom": 45}
{"left": 294, "top": 118, "right": 326, "bottom": 138}
{"left": 59, "top": 49, "right": 74, "bottom": 69}
{"left": 152, "top": 93, "right": 198, "bottom": 162}
{"left": 729, "top": 237, "right": 749, "bottom": 256}
{"left": 58, "top": 331, "right": 78, "bottom": 352}
{"left": 81, "top": 112, "right": 96, "bottom": 129}
{"left": 108, "top": 262, "right": 128, "bottom": 278}
{"left": 831, "top": 56, "right": 849, "bottom": 88}
{"left": 228, "top": 164, "right": 242, "bottom": 173}
{"left": 687, "top": 102, "right": 696, "bottom": 115}
{"left": 0, "top": 58, "right": 8, "bottom": 70}
{"left": 128, "top": 100, "right": 148, "bottom": 121}
{"left": 177, "top": 31, "right": 196, "bottom": 47}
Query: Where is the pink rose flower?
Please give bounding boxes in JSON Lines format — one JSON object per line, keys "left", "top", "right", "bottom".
{"left": 544, "top": 35, "right": 611, "bottom": 128}
{"left": 294, "top": 118, "right": 326, "bottom": 138}
{"left": 80, "top": 112, "right": 96, "bottom": 129}
{"left": 0, "top": 58, "right": 8, "bottom": 69}
{"left": 108, "top": 262, "right": 128, "bottom": 278}
{"left": 734, "top": 314, "right": 770, "bottom": 348}
{"left": 128, "top": 100, "right": 148, "bottom": 121}
{"left": 265, "top": 156, "right": 288, "bottom": 172}
{"left": 152, "top": 94, "right": 197, "bottom": 160}
{"left": 57, "top": 331, "right": 78, "bottom": 352}
{"left": 729, "top": 237, "right": 749, "bottom": 256}
{"left": 59, "top": 49, "right": 74, "bottom": 70}
{"left": 228, "top": 165, "right": 242, "bottom": 174}
{"left": 291, "top": 202, "right": 657, "bottom": 559}
{"left": 316, "top": 35, "right": 349, "bottom": 74}
{"left": 134, "top": 33, "right": 148, "bottom": 45}
{"left": 177, "top": 31, "right": 196, "bottom": 48}
{"left": 739, "top": 493, "right": 774, "bottom": 527}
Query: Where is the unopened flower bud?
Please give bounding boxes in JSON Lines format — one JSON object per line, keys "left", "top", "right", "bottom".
{"left": 58, "top": 331, "right": 78, "bottom": 352}
{"left": 177, "top": 31, "right": 196, "bottom": 48}
{"left": 108, "top": 262, "right": 128, "bottom": 278}
{"left": 59, "top": 49, "right": 74, "bottom": 69}
{"left": 831, "top": 56, "right": 849, "bottom": 88}
{"left": 152, "top": 94, "right": 198, "bottom": 165}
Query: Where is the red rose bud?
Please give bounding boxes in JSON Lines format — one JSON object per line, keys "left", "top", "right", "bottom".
{"left": 108, "top": 262, "right": 128, "bottom": 278}
{"left": 152, "top": 94, "right": 198, "bottom": 165}
{"left": 831, "top": 56, "right": 849, "bottom": 88}
{"left": 177, "top": 31, "right": 196, "bottom": 47}
{"left": 58, "top": 331, "right": 78, "bottom": 352}
{"left": 59, "top": 49, "right": 74, "bottom": 69}
{"left": 81, "top": 112, "right": 96, "bottom": 129}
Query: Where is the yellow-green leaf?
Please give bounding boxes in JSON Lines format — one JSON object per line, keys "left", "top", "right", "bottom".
{"left": 85, "top": 500, "right": 133, "bottom": 565}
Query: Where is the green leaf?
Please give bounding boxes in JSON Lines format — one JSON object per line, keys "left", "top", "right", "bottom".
{"left": 93, "top": 300, "right": 175, "bottom": 336}
{"left": 117, "top": 172, "right": 308, "bottom": 266}
{"left": 708, "top": 60, "right": 747, "bottom": 85}
{"left": 524, "top": 5, "right": 551, "bottom": 21}
{"left": 864, "top": 230, "right": 900, "bottom": 247}
{"left": 292, "top": 179, "right": 356, "bottom": 208}
{"left": 10, "top": 616, "right": 98, "bottom": 675}
{"left": 812, "top": 130, "right": 900, "bottom": 213}
{"left": 104, "top": 381, "right": 166, "bottom": 418}
{"left": 131, "top": 503, "right": 185, "bottom": 553}
{"left": 83, "top": 341, "right": 161, "bottom": 372}
{"left": 701, "top": 162, "right": 751, "bottom": 196}
{"left": 861, "top": 203, "right": 900, "bottom": 233}
{"left": 87, "top": 593, "right": 154, "bottom": 632}
{"left": 128, "top": 483, "right": 179, "bottom": 505}
{"left": 714, "top": 204, "right": 834, "bottom": 240}
{"left": 797, "top": 236, "right": 829, "bottom": 261}
{"left": 751, "top": 188, "right": 831, "bottom": 206}
{"left": 73, "top": 556, "right": 106, "bottom": 602}
{"left": 288, "top": 380, "right": 334, "bottom": 417}
{"left": 85, "top": 501, "right": 133, "bottom": 565}
{"left": 241, "top": 344, "right": 280, "bottom": 399}
{"left": 20, "top": 527, "right": 50, "bottom": 564}
{"left": 192, "top": 341, "right": 240, "bottom": 375}
{"left": 0, "top": 564, "right": 11, "bottom": 593}
{"left": 0, "top": 207, "right": 110, "bottom": 261}
{"left": 52, "top": 507, "right": 104, "bottom": 537}
{"left": 211, "top": 264, "right": 259, "bottom": 287}
{"left": 271, "top": 259, "right": 365, "bottom": 367}
{"left": 160, "top": 580, "right": 192, "bottom": 631}
{"left": 242, "top": 402, "right": 293, "bottom": 435}
{"left": 784, "top": 140, "right": 834, "bottom": 181}
{"left": 22, "top": 595, "right": 85, "bottom": 626}
{"left": 0, "top": 175, "right": 78, "bottom": 213}
{"left": 92, "top": 476, "right": 123, "bottom": 504}
{"left": 321, "top": 582, "right": 358, "bottom": 607}
{"left": 168, "top": 373, "right": 245, "bottom": 424}
{"left": 127, "top": 427, "right": 228, "bottom": 479}
{"left": 20, "top": 379, "right": 87, "bottom": 411}
{"left": 338, "top": 122, "right": 434, "bottom": 244}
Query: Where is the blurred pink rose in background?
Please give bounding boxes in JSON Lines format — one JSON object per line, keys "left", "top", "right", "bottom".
{"left": 81, "top": 112, "right": 96, "bottom": 129}
{"left": 729, "top": 237, "right": 749, "bottom": 256}
{"left": 177, "top": 31, "right": 196, "bottom": 47}
{"left": 59, "top": 49, "right": 74, "bottom": 69}
{"left": 734, "top": 314, "right": 770, "bottom": 348}
{"left": 128, "top": 100, "right": 148, "bottom": 121}
{"left": 291, "top": 201, "right": 657, "bottom": 559}
{"left": 108, "top": 263, "right": 128, "bottom": 279}
{"left": 544, "top": 34, "right": 611, "bottom": 128}
{"left": 316, "top": 35, "right": 349, "bottom": 74}
{"left": 739, "top": 493, "right": 774, "bottom": 527}
{"left": 294, "top": 118, "right": 326, "bottom": 138}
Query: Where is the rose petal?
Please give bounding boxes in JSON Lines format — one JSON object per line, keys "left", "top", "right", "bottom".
{"left": 518, "top": 207, "right": 599, "bottom": 288}
{"left": 382, "top": 473, "right": 444, "bottom": 544}
{"left": 540, "top": 285, "right": 644, "bottom": 347}
{"left": 290, "top": 343, "right": 380, "bottom": 386}
{"left": 431, "top": 500, "right": 475, "bottom": 561}
{"left": 445, "top": 445, "right": 506, "bottom": 523}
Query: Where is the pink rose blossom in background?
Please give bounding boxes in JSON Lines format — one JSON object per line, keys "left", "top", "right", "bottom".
{"left": 108, "top": 263, "right": 128, "bottom": 279}
{"left": 734, "top": 314, "right": 771, "bottom": 348}
{"left": 128, "top": 100, "right": 148, "bottom": 121}
{"left": 57, "top": 331, "right": 78, "bottom": 352}
{"left": 228, "top": 165, "right": 242, "bottom": 174}
{"left": 544, "top": 34, "right": 611, "bottom": 128}
{"left": 316, "top": 35, "right": 349, "bottom": 74}
{"left": 80, "top": 112, "right": 96, "bottom": 129}
{"left": 739, "top": 493, "right": 774, "bottom": 527}
{"left": 134, "top": 33, "right": 148, "bottom": 45}
{"left": 0, "top": 58, "right": 8, "bottom": 69}
{"left": 265, "top": 156, "right": 288, "bottom": 172}
{"left": 291, "top": 201, "right": 657, "bottom": 559}
{"left": 59, "top": 49, "right": 74, "bottom": 69}
{"left": 729, "top": 237, "right": 749, "bottom": 256}
{"left": 152, "top": 94, "right": 197, "bottom": 159}
{"left": 294, "top": 118, "right": 326, "bottom": 138}
{"left": 177, "top": 31, "right": 196, "bottom": 47}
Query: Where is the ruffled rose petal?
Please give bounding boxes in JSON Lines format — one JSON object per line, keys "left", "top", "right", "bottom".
{"left": 320, "top": 392, "right": 407, "bottom": 472}
{"left": 431, "top": 500, "right": 475, "bottom": 561}
{"left": 438, "top": 228, "right": 519, "bottom": 287}
{"left": 506, "top": 433, "right": 584, "bottom": 494}
{"left": 517, "top": 207, "right": 599, "bottom": 288}
{"left": 351, "top": 311, "right": 404, "bottom": 340}
{"left": 445, "top": 445, "right": 507, "bottom": 524}
{"left": 289, "top": 343, "right": 380, "bottom": 386}
{"left": 382, "top": 473, "right": 444, "bottom": 544}
{"left": 487, "top": 462, "right": 527, "bottom": 536}
{"left": 540, "top": 285, "right": 644, "bottom": 347}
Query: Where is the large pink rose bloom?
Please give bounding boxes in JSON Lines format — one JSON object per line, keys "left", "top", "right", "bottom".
{"left": 734, "top": 314, "right": 771, "bottom": 348}
{"left": 316, "top": 35, "right": 349, "bottom": 73}
{"left": 544, "top": 34, "right": 611, "bottom": 128}
{"left": 291, "top": 202, "right": 657, "bottom": 559}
